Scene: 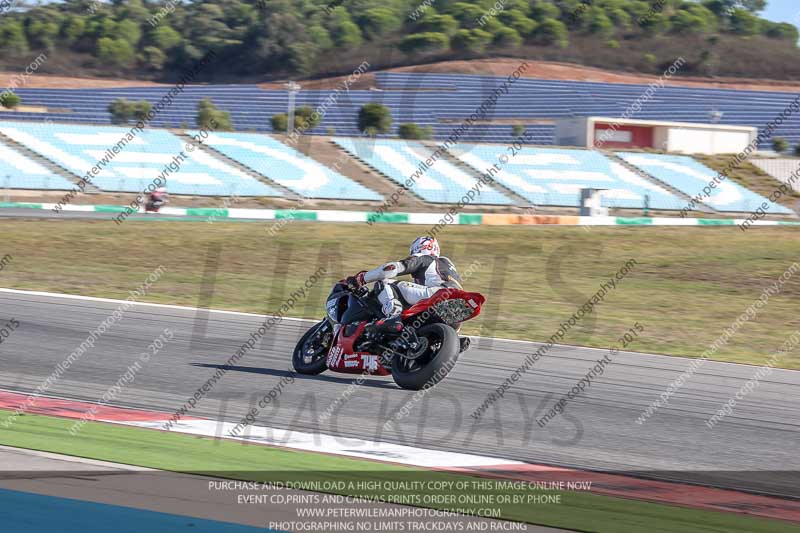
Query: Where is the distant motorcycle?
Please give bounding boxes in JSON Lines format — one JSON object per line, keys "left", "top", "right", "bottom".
{"left": 144, "top": 189, "right": 168, "bottom": 213}
{"left": 293, "top": 281, "right": 484, "bottom": 390}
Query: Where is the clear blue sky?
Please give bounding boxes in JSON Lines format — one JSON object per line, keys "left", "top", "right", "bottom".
{"left": 762, "top": 0, "right": 800, "bottom": 28}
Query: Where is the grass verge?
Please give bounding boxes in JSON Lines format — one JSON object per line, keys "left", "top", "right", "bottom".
{"left": 0, "top": 220, "right": 798, "bottom": 368}
{"left": 0, "top": 408, "right": 795, "bottom": 533}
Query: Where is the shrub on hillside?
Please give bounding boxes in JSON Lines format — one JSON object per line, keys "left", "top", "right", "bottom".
{"left": 108, "top": 99, "right": 152, "bottom": 124}
{"left": 108, "top": 98, "right": 134, "bottom": 124}
{"left": 772, "top": 137, "right": 789, "bottom": 153}
{"left": 0, "top": 92, "right": 21, "bottom": 109}
{"left": 271, "top": 106, "right": 320, "bottom": 134}
{"left": 133, "top": 101, "right": 151, "bottom": 122}
{"left": 271, "top": 113, "right": 288, "bottom": 132}
{"left": 197, "top": 98, "right": 233, "bottom": 131}
{"left": 398, "top": 123, "right": 433, "bottom": 140}
{"left": 358, "top": 103, "right": 392, "bottom": 135}
{"left": 294, "top": 106, "right": 321, "bottom": 131}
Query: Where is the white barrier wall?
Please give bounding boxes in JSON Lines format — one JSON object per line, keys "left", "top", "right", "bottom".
{"left": 659, "top": 127, "right": 753, "bottom": 155}
{"left": 556, "top": 117, "right": 757, "bottom": 155}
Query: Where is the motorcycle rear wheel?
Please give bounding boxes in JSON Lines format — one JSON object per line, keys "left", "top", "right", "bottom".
{"left": 391, "top": 323, "right": 459, "bottom": 390}
{"left": 292, "top": 320, "right": 331, "bottom": 375}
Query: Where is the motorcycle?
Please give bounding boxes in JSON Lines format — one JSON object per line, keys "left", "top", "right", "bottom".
{"left": 144, "top": 193, "right": 168, "bottom": 213}
{"left": 292, "top": 281, "right": 485, "bottom": 390}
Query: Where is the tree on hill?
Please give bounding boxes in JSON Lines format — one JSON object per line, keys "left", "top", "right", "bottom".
{"left": 0, "top": 0, "right": 795, "bottom": 81}
{"left": 358, "top": 103, "right": 392, "bottom": 135}
{"left": 271, "top": 106, "right": 321, "bottom": 134}
{"left": 398, "top": 123, "right": 433, "bottom": 140}
{"left": 197, "top": 98, "right": 232, "bottom": 131}
{"left": 0, "top": 92, "right": 21, "bottom": 109}
{"left": 108, "top": 99, "right": 152, "bottom": 124}
{"left": 772, "top": 137, "right": 789, "bottom": 154}
{"left": 271, "top": 113, "right": 288, "bottom": 133}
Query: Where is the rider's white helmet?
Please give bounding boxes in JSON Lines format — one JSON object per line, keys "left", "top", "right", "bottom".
{"left": 410, "top": 236, "right": 440, "bottom": 257}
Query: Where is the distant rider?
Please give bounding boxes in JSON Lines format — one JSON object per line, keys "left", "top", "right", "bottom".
{"left": 148, "top": 186, "right": 168, "bottom": 210}
{"left": 346, "top": 236, "right": 462, "bottom": 320}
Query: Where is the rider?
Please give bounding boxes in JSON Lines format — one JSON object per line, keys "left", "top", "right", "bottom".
{"left": 347, "top": 236, "right": 462, "bottom": 320}
{"left": 149, "top": 186, "right": 168, "bottom": 207}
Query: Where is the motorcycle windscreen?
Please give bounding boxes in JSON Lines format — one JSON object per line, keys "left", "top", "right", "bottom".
{"left": 340, "top": 294, "right": 373, "bottom": 324}
{"left": 326, "top": 291, "right": 350, "bottom": 323}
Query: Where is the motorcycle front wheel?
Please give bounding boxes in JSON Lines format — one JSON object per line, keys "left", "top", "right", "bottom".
{"left": 292, "top": 320, "right": 331, "bottom": 375}
{"left": 391, "top": 323, "right": 460, "bottom": 390}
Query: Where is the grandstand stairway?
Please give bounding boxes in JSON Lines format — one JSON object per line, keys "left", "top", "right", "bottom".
{"left": 173, "top": 131, "right": 300, "bottom": 200}
{"left": 0, "top": 131, "right": 101, "bottom": 193}
{"left": 602, "top": 150, "right": 717, "bottom": 214}
{"left": 429, "top": 142, "right": 530, "bottom": 208}
{"left": 288, "top": 135, "right": 424, "bottom": 208}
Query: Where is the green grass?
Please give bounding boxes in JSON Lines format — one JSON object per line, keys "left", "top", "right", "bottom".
{"left": 0, "top": 408, "right": 795, "bottom": 533}
{"left": 0, "top": 219, "right": 799, "bottom": 368}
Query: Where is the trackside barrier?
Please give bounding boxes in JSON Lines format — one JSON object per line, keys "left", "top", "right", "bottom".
{"left": 1, "top": 202, "right": 798, "bottom": 226}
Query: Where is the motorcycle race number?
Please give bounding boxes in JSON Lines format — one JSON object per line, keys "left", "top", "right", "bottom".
{"left": 327, "top": 323, "right": 390, "bottom": 375}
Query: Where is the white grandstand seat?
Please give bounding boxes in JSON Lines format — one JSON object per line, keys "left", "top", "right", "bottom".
{"left": 0, "top": 121, "right": 283, "bottom": 197}
{"left": 617, "top": 152, "right": 793, "bottom": 214}
{"left": 454, "top": 144, "right": 681, "bottom": 210}
{"left": 0, "top": 141, "right": 75, "bottom": 190}
{"left": 333, "top": 137, "right": 513, "bottom": 205}
{"left": 189, "top": 131, "right": 381, "bottom": 201}
{"left": 751, "top": 159, "right": 800, "bottom": 193}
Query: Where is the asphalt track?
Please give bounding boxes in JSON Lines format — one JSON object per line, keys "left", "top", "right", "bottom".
{"left": 0, "top": 289, "right": 798, "bottom": 500}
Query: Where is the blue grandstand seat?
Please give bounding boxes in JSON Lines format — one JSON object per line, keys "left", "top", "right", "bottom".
{"left": 0, "top": 121, "right": 283, "bottom": 197}
{"left": 0, "top": 141, "right": 75, "bottom": 190}
{"left": 12, "top": 74, "right": 800, "bottom": 150}
{"left": 454, "top": 144, "right": 682, "bottom": 210}
{"left": 190, "top": 131, "right": 381, "bottom": 201}
{"left": 617, "top": 152, "right": 792, "bottom": 214}
{"left": 333, "top": 137, "right": 513, "bottom": 205}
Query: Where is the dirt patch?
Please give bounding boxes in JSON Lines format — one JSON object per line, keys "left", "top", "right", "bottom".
{"left": 9, "top": 58, "right": 800, "bottom": 93}
{"left": 0, "top": 72, "right": 166, "bottom": 89}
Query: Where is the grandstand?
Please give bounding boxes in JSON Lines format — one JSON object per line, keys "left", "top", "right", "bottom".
{"left": 453, "top": 144, "right": 683, "bottom": 210}
{"left": 1, "top": 69, "right": 799, "bottom": 216}
{"left": 0, "top": 121, "right": 283, "bottom": 197}
{"left": 192, "top": 131, "right": 381, "bottom": 201}
{"left": 617, "top": 152, "right": 793, "bottom": 214}
{"left": 333, "top": 138, "right": 513, "bottom": 205}
{"left": 8, "top": 72, "right": 800, "bottom": 150}
{"left": 0, "top": 120, "right": 795, "bottom": 217}
{"left": 0, "top": 142, "right": 75, "bottom": 191}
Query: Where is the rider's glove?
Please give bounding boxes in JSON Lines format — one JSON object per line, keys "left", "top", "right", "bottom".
{"left": 346, "top": 271, "right": 366, "bottom": 289}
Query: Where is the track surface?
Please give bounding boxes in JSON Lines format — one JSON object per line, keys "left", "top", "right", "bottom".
{"left": 0, "top": 290, "right": 798, "bottom": 499}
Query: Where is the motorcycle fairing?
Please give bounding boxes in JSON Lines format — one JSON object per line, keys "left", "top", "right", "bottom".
{"left": 326, "top": 322, "right": 391, "bottom": 376}
{"left": 401, "top": 288, "right": 485, "bottom": 324}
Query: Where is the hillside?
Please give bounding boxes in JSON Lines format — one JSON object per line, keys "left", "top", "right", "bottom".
{"left": 1, "top": 0, "right": 799, "bottom": 84}
{"left": 6, "top": 57, "right": 800, "bottom": 94}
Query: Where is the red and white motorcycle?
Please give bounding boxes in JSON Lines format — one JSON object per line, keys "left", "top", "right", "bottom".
{"left": 292, "top": 281, "right": 484, "bottom": 390}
